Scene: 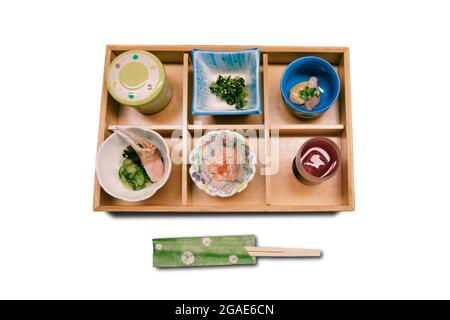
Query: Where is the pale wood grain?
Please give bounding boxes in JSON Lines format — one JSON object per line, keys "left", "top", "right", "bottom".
{"left": 270, "top": 124, "right": 344, "bottom": 136}
{"left": 263, "top": 54, "right": 272, "bottom": 205}
{"left": 246, "top": 246, "right": 321, "bottom": 257}
{"left": 107, "top": 124, "right": 181, "bottom": 134}
{"left": 94, "top": 45, "right": 354, "bottom": 213}
{"left": 270, "top": 136, "right": 343, "bottom": 206}
{"left": 188, "top": 124, "right": 264, "bottom": 131}
{"left": 339, "top": 48, "right": 355, "bottom": 210}
{"left": 182, "top": 54, "right": 189, "bottom": 206}
{"left": 95, "top": 204, "right": 353, "bottom": 212}
{"left": 94, "top": 46, "right": 115, "bottom": 211}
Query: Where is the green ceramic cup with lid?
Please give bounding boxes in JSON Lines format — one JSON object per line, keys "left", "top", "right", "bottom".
{"left": 107, "top": 50, "right": 171, "bottom": 114}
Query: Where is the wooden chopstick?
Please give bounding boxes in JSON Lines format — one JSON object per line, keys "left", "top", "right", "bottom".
{"left": 245, "top": 246, "right": 321, "bottom": 257}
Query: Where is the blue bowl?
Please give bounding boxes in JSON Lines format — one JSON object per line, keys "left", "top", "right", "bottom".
{"left": 280, "top": 56, "right": 340, "bottom": 118}
{"left": 192, "top": 48, "right": 262, "bottom": 116}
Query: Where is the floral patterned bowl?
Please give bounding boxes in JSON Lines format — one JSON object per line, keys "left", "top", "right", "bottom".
{"left": 189, "top": 130, "right": 257, "bottom": 198}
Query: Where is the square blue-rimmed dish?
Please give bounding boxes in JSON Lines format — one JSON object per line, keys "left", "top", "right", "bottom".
{"left": 191, "top": 48, "right": 262, "bottom": 116}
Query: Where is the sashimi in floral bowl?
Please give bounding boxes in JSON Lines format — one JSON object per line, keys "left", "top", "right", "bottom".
{"left": 189, "top": 130, "right": 257, "bottom": 198}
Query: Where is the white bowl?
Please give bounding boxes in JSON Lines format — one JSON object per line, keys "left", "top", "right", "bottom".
{"left": 96, "top": 127, "right": 172, "bottom": 202}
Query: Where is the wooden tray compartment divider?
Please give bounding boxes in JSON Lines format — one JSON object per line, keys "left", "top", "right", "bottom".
{"left": 94, "top": 45, "right": 354, "bottom": 212}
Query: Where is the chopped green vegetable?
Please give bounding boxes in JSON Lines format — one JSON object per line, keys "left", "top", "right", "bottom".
{"left": 298, "top": 86, "right": 320, "bottom": 101}
{"left": 119, "top": 146, "right": 152, "bottom": 191}
{"left": 122, "top": 146, "right": 141, "bottom": 165}
{"left": 209, "top": 75, "right": 248, "bottom": 110}
{"left": 122, "top": 159, "right": 133, "bottom": 166}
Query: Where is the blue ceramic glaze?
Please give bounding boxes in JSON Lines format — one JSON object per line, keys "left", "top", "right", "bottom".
{"left": 192, "top": 48, "right": 262, "bottom": 116}
{"left": 280, "top": 56, "right": 340, "bottom": 118}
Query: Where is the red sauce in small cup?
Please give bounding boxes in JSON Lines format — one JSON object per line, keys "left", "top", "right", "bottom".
{"left": 295, "top": 138, "right": 340, "bottom": 184}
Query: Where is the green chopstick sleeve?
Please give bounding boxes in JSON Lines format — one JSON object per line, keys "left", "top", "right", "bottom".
{"left": 153, "top": 235, "right": 257, "bottom": 268}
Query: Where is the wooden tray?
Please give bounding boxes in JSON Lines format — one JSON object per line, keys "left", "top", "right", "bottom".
{"left": 94, "top": 45, "right": 354, "bottom": 212}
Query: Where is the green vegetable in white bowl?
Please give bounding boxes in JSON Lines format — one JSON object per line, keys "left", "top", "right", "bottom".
{"left": 96, "top": 127, "right": 172, "bottom": 202}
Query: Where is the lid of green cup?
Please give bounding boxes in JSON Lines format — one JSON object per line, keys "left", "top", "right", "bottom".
{"left": 107, "top": 50, "right": 166, "bottom": 106}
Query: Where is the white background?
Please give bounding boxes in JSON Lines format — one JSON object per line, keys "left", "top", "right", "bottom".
{"left": 0, "top": 0, "right": 449, "bottom": 300}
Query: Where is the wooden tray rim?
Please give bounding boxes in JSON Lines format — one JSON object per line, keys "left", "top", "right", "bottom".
{"left": 94, "top": 45, "right": 354, "bottom": 213}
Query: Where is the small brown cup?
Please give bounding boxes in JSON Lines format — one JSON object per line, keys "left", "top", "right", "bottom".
{"left": 293, "top": 137, "right": 341, "bottom": 186}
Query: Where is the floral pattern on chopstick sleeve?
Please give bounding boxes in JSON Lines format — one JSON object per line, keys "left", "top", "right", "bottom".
{"left": 153, "top": 235, "right": 257, "bottom": 268}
